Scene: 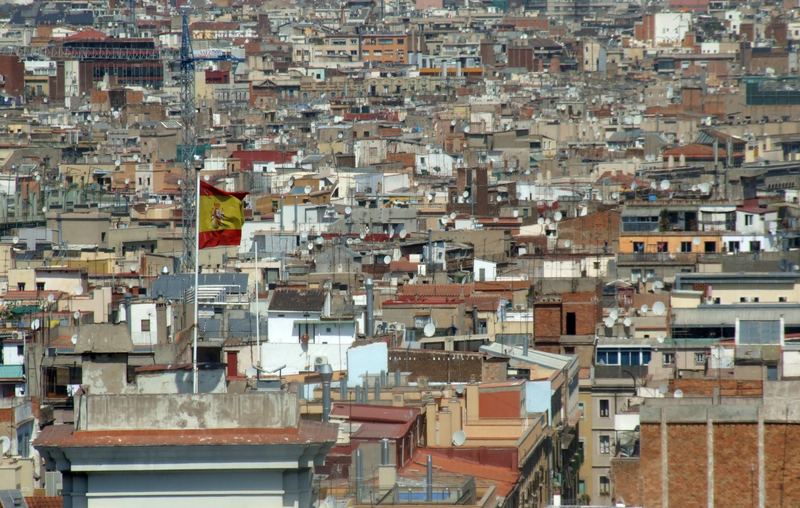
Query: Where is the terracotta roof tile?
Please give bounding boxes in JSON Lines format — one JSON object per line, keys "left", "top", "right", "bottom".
{"left": 25, "top": 497, "right": 63, "bottom": 508}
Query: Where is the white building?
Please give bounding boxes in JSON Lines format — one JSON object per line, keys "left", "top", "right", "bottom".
{"left": 416, "top": 150, "right": 457, "bottom": 177}
{"left": 654, "top": 13, "right": 692, "bottom": 46}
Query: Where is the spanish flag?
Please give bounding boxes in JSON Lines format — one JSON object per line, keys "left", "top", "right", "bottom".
{"left": 198, "top": 181, "right": 248, "bottom": 249}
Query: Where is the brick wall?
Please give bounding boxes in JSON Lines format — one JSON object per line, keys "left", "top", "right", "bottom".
{"left": 714, "top": 423, "right": 758, "bottom": 507}
{"left": 764, "top": 424, "right": 800, "bottom": 505}
{"left": 534, "top": 303, "right": 561, "bottom": 339}
{"left": 388, "top": 349, "right": 482, "bottom": 383}
{"left": 668, "top": 424, "right": 707, "bottom": 508}
{"left": 610, "top": 457, "right": 642, "bottom": 504}
{"left": 640, "top": 423, "right": 662, "bottom": 506}
{"left": 561, "top": 292, "right": 599, "bottom": 336}
{"left": 669, "top": 378, "right": 763, "bottom": 397}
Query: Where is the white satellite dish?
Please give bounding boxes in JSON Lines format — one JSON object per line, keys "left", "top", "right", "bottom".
{"left": 346, "top": 238, "right": 354, "bottom": 246}
{"left": 640, "top": 304, "right": 649, "bottom": 314}
{"left": 650, "top": 181, "right": 657, "bottom": 189}
{"left": 659, "top": 179, "right": 671, "bottom": 191}
{"left": 344, "top": 206, "right": 352, "bottom": 216}
{"left": 47, "top": 294, "right": 55, "bottom": 304}
{"left": 383, "top": 255, "right": 392, "bottom": 264}
{"left": 449, "top": 212, "right": 457, "bottom": 220}
{"left": 604, "top": 317, "right": 615, "bottom": 328}
{"left": 545, "top": 218, "right": 552, "bottom": 226}
{"left": 652, "top": 301, "right": 666, "bottom": 316}
{"left": 674, "top": 389, "right": 684, "bottom": 399}
{"left": 70, "top": 334, "right": 78, "bottom": 345}
{"left": 631, "top": 182, "right": 638, "bottom": 191}
{"left": 315, "top": 237, "right": 324, "bottom": 246}
{"left": 691, "top": 184, "right": 699, "bottom": 192}
{"left": 359, "top": 232, "right": 366, "bottom": 240}
{"left": 462, "top": 190, "right": 470, "bottom": 198}
{"left": 656, "top": 334, "right": 666, "bottom": 343}
{"left": 457, "top": 196, "right": 464, "bottom": 204}
{"left": 623, "top": 317, "right": 632, "bottom": 327}
{"left": 31, "top": 319, "right": 41, "bottom": 331}
{"left": 452, "top": 430, "right": 466, "bottom": 447}
{"left": 654, "top": 280, "right": 665, "bottom": 290}
{"left": 512, "top": 210, "right": 519, "bottom": 218}
{"left": 306, "top": 242, "right": 314, "bottom": 251}
{"left": 399, "top": 230, "right": 408, "bottom": 239}
{"left": 73, "top": 310, "right": 81, "bottom": 320}
{"left": 304, "top": 185, "right": 312, "bottom": 195}
{"left": 609, "top": 309, "right": 619, "bottom": 320}
{"left": 692, "top": 237, "right": 701, "bottom": 246}
{"left": 0, "top": 437, "right": 10, "bottom": 455}
{"left": 423, "top": 322, "right": 436, "bottom": 337}
{"left": 564, "top": 239, "right": 572, "bottom": 248}
{"left": 427, "top": 193, "right": 435, "bottom": 202}
{"left": 537, "top": 217, "right": 545, "bottom": 225}
{"left": 388, "top": 230, "right": 394, "bottom": 239}
{"left": 11, "top": 236, "right": 18, "bottom": 245}
{"left": 554, "top": 211, "right": 563, "bottom": 222}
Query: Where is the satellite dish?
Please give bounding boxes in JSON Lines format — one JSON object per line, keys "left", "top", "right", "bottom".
{"left": 47, "top": 294, "right": 55, "bottom": 304}
{"left": 161, "top": 266, "right": 169, "bottom": 275}
{"left": 652, "top": 301, "right": 666, "bottom": 316}
{"left": 300, "top": 232, "right": 309, "bottom": 242}
{"left": 427, "top": 193, "right": 435, "bottom": 202}
{"left": 306, "top": 242, "right": 314, "bottom": 251}
{"left": 346, "top": 238, "right": 354, "bottom": 246}
{"left": 399, "top": 229, "right": 408, "bottom": 239}
{"left": 423, "top": 322, "right": 436, "bottom": 337}
{"left": 449, "top": 212, "right": 457, "bottom": 220}
{"left": 631, "top": 182, "right": 638, "bottom": 191}
{"left": 359, "top": 232, "right": 366, "bottom": 240}
{"left": 674, "top": 389, "right": 684, "bottom": 399}
{"left": 457, "top": 196, "right": 465, "bottom": 204}
{"left": 537, "top": 217, "right": 545, "bottom": 225}
{"left": 691, "top": 184, "right": 699, "bottom": 192}
{"left": 564, "top": 239, "right": 572, "bottom": 248}
{"left": 304, "top": 185, "right": 312, "bottom": 195}
{"left": 640, "top": 304, "right": 649, "bottom": 314}
{"left": 462, "top": 190, "right": 470, "bottom": 198}
{"left": 383, "top": 255, "right": 392, "bottom": 264}
{"left": 604, "top": 317, "right": 615, "bottom": 328}
{"left": 315, "top": 237, "right": 324, "bottom": 246}
{"left": 692, "top": 237, "right": 701, "bottom": 245}
{"left": 31, "top": 319, "right": 40, "bottom": 331}
{"left": 512, "top": 210, "right": 519, "bottom": 218}
{"left": 70, "top": 334, "right": 78, "bottom": 345}
{"left": 623, "top": 317, "right": 632, "bottom": 327}
{"left": 554, "top": 211, "right": 563, "bottom": 222}
{"left": 659, "top": 179, "right": 671, "bottom": 191}
{"left": 0, "top": 437, "right": 10, "bottom": 455}
{"left": 609, "top": 309, "right": 619, "bottom": 320}
{"left": 344, "top": 206, "right": 352, "bottom": 216}
{"left": 649, "top": 181, "right": 657, "bottom": 190}
{"left": 11, "top": 236, "right": 18, "bottom": 245}
{"left": 545, "top": 218, "right": 552, "bottom": 225}
{"left": 440, "top": 216, "right": 448, "bottom": 225}
{"left": 452, "top": 430, "right": 466, "bottom": 447}
{"left": 611, "top": 191, "right": 619, "bottom": 200}
{"left": 654, "top": 280, "right": 665, "bottom": 290}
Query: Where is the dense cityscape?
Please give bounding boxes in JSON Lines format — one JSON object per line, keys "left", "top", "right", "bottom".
{"left": 0, "top": 0, "right": 794, "bottom": 506}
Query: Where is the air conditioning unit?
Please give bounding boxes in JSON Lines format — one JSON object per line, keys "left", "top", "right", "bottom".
{"left": 314, "top": 356, "right": 329, "bottom": 366}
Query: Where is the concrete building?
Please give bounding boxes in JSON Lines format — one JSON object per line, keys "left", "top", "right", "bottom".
{"left": 35, "top": 392, "right": 337, "bottom": 508}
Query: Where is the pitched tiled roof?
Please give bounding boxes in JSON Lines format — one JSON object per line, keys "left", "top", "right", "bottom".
{"left": 329, "top": 403, "right": 420, "bottom": 423}
{"left": 25, "top": 498, "right": 63, "bottom": 508}
{"left": 269, "top": 289, "right": 326, "bottom": 312}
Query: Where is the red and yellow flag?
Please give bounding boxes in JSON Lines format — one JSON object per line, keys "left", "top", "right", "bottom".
{"left": 198, "top": 181, "right": 248, "bottom": 249}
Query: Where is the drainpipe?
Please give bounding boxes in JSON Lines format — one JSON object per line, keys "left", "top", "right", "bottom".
{"left": 426, "top": 454, "right": 433, "bottom": 501}
{"left": 365, "top": 278, "right": 374, "bottom": 338}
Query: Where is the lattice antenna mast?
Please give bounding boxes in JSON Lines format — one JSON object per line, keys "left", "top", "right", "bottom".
{"left": 180, "top": 6, "right": 197, "bottom": 273}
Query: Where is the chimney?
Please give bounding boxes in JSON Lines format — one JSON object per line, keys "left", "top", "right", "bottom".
{"left": 316, "top": 363, "right": 333, "bottom": 422}
{"left": 365, "top": 278, "right": 374, "bottom": 338}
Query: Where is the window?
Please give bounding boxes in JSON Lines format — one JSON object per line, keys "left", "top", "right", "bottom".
{"left": 695, "top": 353, "right": 706, "bottom": 365}
{"left": 36, "top": 282, "right": 45, "bottom": 291}
{"left": 633, "top": 241, "right": 644, "bottom": 253}
{"left": 680, "top": 241, "right": 692, "bottom": 253}
{"left": 749, "top": 241, "right": 761, "bottom": 252}
{"left": 779, "top": 297, "right": 787, "bottom": 302}
{"left": 141, "top": 319, "right": 150, "bottom": 332}
{"left": 17, "top": 283, "right": 24, "bottom": 291}
{"left": 728, "top": 241, "right": 740, "bottom": 252}
{"left": 745, "top": 214, "right": 753, "bottom": 226}
{"left": 645, "top": 269, "right": 656, "bottom": 281}
{"left": 657, "top": 241, "right": 668, "bottom": 253}
{"left": 631, "top": 268, "right": 642, "bottom": 281}
{"left": 663, "top": 352, "right": 675, "bottom": 365}
{"left": 599, "top": 476, "right": 611, "bottom": 495}
{"left": 578, "top": 402, "right": 585, "bottom": 418}
{"left": 599, "top": 435, "right": 611, "bottom": 454}
{"left": 599, "top": 399, "right": 610, "bottom": 417}
{"left": 704, "top": 241, "right": 716, "bottom": 253}
{"left": 596, "top": 350, "right": 618, "bottom": 365}
{"left": 17, "top": 345, "right": 23, "bottom": 356}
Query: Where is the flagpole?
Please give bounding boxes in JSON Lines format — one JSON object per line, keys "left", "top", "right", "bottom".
{"left": 255, "top": 241, "right": 261, "bottom": 374}
{"left": 192, "top": 168, "right": 201, "bottom": 394}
